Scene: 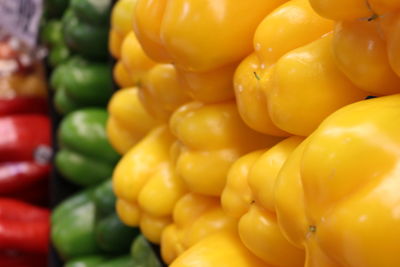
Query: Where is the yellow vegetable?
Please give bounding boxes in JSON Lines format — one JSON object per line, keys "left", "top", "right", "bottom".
{"left": 221, "top": 137, "right": 305, "bottom": 267}
{"left": 276, "top": 95, "right": 400, "bottom": 267}
{"left": 113, "top": 126, "right": 185, "bottom": 243}
{"left": 161, "top": 193, "right": 236, "bottom": 264}
{"left": 120, "top": 31, "right": 156, "bottom": 86}
{"left": 170, "top": 231, "right": 271, "bottom": 267}
{"left": 110, "top": 0, "right": 137, "bottom": 38}
{"left": 106, "top": 87, "right": 159, "bottom": 154}
{"left": 113, "top": 61, "right": 135, "bottom": 88}
{"left": 266, "top": 33, "right": 368, "bottom": 136}
{"left": 170, "top": 101, "right": 282, "bottom": 196}
{"left": 140, "top": 64, "right": 190, "bottom": 121}
{"left": 134, "top": 0, "right": 288, "bottom": 71}
{"left": 234, "top": 0, "right": 333, "bottom": 135}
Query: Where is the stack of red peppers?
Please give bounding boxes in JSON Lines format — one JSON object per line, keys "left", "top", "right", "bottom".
{"left": 0, "top": 38, "right": 51, "bottom": 267}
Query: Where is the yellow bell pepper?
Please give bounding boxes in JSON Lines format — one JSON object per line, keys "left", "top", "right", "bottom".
{"left": 234, "top": 0, "right": 333, "bottom": 135}
{"left": 309, "top": 0, "right": 399, "bottom": 21}
{"left": 176, "top": 64, "right": 236, "bottom": 103}
{"left": 113, "top": 61, "right": 135, "bottom": 88}
{"left": 110, "top": 0, "right": 137, "bottom": 38}
{"left": 132, "top": 0, "right": 171, "bottom": 63}
{"left": 106, "top": 87, "right": 159, "bottom": 154}
{"left": 134, "top": 0, "right": 287, "bottom": 72}
{"left": 234, "top": 53, "right": 288, "bottom": 136}
{"left": 161, "top": 193, "right": 236, "bottom": 264}
{"left": 265, "top": 33, "right": 369, "bottom": 136}
{"left": 332, "top": 19, "right": 400, "bottom": 95}
{"left": 276, "top": 94, "right": 400, "bottom": 267}
{"left": 120, "top": 31, "right": 156, "bottom": 86}
{"left": 109, "top": 29, "right": 124, "bottom": 59}
{"left": 170, "top": 231, "right": 271, "bottom": 267}
{"left": 140, "top": 64, "right": 190, "bottom": 121}
{"left": 113, "top": 125, "right": 186, "bottom": 243}
{"left": 221, "top": 137, "right": 305, "bottom": 267}
{"left": 382, "top": 12, "right": 400, "bottom": 78}
{"left": 170, "top": 101, "right": 282, "bottom": 196}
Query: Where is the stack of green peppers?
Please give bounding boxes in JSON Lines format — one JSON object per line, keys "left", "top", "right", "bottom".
{"left": 42, "top": 0, "right": 114, "bottom": 115}
{"left": 41, "top": 1, "right": 162, "bottom": 265}
{"left": 52, "top": 179, "right": 163, "bottom": 266}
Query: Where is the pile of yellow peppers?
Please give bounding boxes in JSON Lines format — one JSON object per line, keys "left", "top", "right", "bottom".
{"left": 107, "top": 0, "right": 400, "bottom": 266}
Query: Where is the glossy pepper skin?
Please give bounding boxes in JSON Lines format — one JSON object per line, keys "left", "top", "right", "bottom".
{"left": 133, "top": 0, "right": 287, "bottom": 72}
{"left": 120, "top": 31, "right": 156, "bottom": 87}
{"left": 110, "top": 0, "right": 137, "bottom": 39}
{"left": 382, "top": 12, "right": 400, "bottom": 78}
{"left": 0, "top": 115, "right": 50, "bottom": 162}
{"left": 62, "top": 8, "right": 109, "bottom": 61}
{"left": 0, "top": 198, "right": 50, "bottom": 254}
{"left": 51, "top": 57, "right": 113, "bottom": 114}
{"left": 161, "top": 193, "right": 236, "bottom": 264}
{"left": 113, "top": 126, "right": 185, "bottom": 244}
{"left": 169, "top": 101, "right": 282, "bottom": 196}
{"left": 332, "top": 19, "right": 400, "bottom": 95}
{"left": 52, "top": 188, "right": 100, "bottom": 259}
{"left": 0, "top": 115, "right": 51, "bottom": 196}
{"left": 56, "top": 108, "right": 120, "bottom": 186}
{"left": 309, "top": 0, "right": 399, "bottom": 21}
{"left": 140, "top": 64, "right": 190, "bottom": 122}
{"left": 93, "top": 180, "right": 140, "bottom": 254}
{"left": 131, "top": 234, "right": 163, "bottom": 267}
{"left": 170, "top": 231, "right": 271, "bottom": 267}
{"left": 234, "top": 0, "right": 333, "bottom": 135}
{"left": 221, "top": 138, "right": 305, "bottom": 267}
{"left": 106, "top": 87, "right": 159, "bottom": 155}
{"left": 265, "top": 34, "right": 368, "bottom": 136}
{"left": 275, "top": 94, "right": 400, "bottom": 267}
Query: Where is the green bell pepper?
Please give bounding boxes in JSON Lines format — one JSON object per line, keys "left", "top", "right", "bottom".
{"left": 131, "top": 235, "right": 163, "bottom": 267}
{"left": 53, "top": 181, "right": 140, "bottom": 262}
{"left": 70, "top": 0, "right": 112, "bottom": 26}
{"left": 95, "top": 213, "right": 140, "bottom": 254}
{"left": 62, "top": 9, "right": 109, "bottom": 60}
{"left": 52, "top": 189, "right": 101, "bottom": 260}
{"left": 41, "top": 20, "right": 64, "bottom": 46}
{"left": 56, "top": 108, "right": 120, "bottom": 186}
{"left": 93, "top": 179, "right": 116, "bottom": 220}
{"left": 49, "top": 43, "right": 71, "bottom": 67}
{"left": 51, "top": 56, "right": 113, "bottom": 114}
{"left": 93, "top": 180, "right": 140, "bottom": 254}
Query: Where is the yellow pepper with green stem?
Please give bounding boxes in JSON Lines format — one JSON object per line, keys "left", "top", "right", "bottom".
{"left": 275, "top": 94, "right": 400, "bottom": 267}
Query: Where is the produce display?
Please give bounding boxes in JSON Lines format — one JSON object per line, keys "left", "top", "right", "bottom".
{"left": 1, "top": 0, "right": 400, "bottom": 266}
{"left": 106, "top": 0, "right": 400, "bottom": 267}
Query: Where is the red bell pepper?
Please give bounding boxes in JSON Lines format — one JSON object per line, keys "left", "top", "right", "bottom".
{"left": 0, "top": 114, "right": 51, "bottom": 162}
{"left": 0, "top": 198, "right": 49, "bottom": 253}
{"left": 0, "top": 251, "right": 46, "bottom": 267}
{"left": 3, "top": 178, "right": 50, "bottom": 206}
{"left": 0, "top": 97, "right": 48, "bottom": 116}
{"left": 0, "top": 162, "right": 50, "bottom": 194}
